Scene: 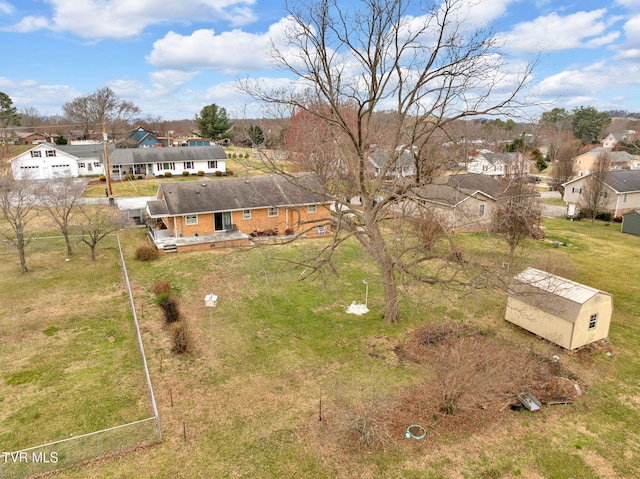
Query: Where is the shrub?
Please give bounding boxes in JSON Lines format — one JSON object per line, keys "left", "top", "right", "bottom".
{"left": 152, "top": 280, "right": 173, "bottom": 296}
{"left": 226, "top": 169, "right": 233, "bottom": 176}
{"left": 135, "top": 244, "right": 160, "bottom": 262}
{"left": 215, "top": 171, "right": 223, "bottom": 177}
{"left": 170, "top": 321, "right": 188, "bottom": 353}
{"left": 613, "top": 216, "right": 623, "bottom": 223}
{"left": 164, "top": 171, "right": 172, "bottom": 177}
{"left": 182, "top": 171, "right": 190, "bottom": 176}
{"left": 197, "top": 171, "right": 205, "bottom": 176}
{"left": 124, "top": 173, "right": 135, "bottom": 181}
{"left": 244, "top": 152, "right": 250, "bottom": 159}
{"left": 99, "top": 175, "right": 106, "bottom": 182}
{"left": 159, "top": 296, "right": 181, "bottom": 324}
{"left": 136, "top": 175, "right": 144, "bottom": 180}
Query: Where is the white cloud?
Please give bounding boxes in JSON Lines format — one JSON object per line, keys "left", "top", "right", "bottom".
{"left": 4, "top": 16, "right": 51, "bottom": 33}
{"left": 146, "top": 20, "right": 288, "bottom": 73}
{"left": 0, "top": 1, "right": 14, "bottom": 15}
{"left": 616, "top": 14, "right": 640, "bottom": 59}
{"left": 459, "top": 0, "right": 517, "bottom": 27}
{"left": 2, "top": 0, "right": 257, "bottom": 39}
{"left": 499, "top": 9, "right": 619, "bottom": 54}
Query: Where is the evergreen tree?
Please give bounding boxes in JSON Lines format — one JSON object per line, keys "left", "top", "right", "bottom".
{"left": 194, "top": 104, "right": 232, "bottom": 141}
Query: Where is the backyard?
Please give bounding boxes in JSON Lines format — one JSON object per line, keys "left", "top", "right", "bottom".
{"left": 2, "top": 215, "right": 640, "bottom": 478}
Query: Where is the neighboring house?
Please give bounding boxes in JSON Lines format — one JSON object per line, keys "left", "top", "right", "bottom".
{"left": 106, "top": 145, "right": 227, "bottom": 179}
{"left": 467, "top": 151, "right": 530, "bottom": 178}
{"left": 602, "top": 131, "right": 634, "bottom": 149}
{"left": 562, "top": 170, "right": 640, "bottom": 217}
{"left": 572, "top": 146, "right": 639, "bottom": 177}
{"left": 124, "top": 126, "right": 161, "bottom": 148}
{"left": 505, "top": 267, "right": 613, "bottom": 351}
{"left": 9, "top": 143, "right": 80, "bottom": 179}
{"left": 14, "top": 131, "right": 46, "bottom": 145}
{"left": 146, "top": 173, "right": 332, "bottom": 253}
{"left": 621, "top": 210, "right": 640, "bottom": 236}
{"left": 407, "top": 173, "right": 501, "bottom": 233}
{"left": 368, "top": 147, "right": 416, "bottom": 178}
{"left": 55, "top": 143, "right": 108, "bottom": 176}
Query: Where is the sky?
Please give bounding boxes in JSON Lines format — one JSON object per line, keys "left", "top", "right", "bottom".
{"left": 0, "top": 0, "right": 639, "bottom": 122}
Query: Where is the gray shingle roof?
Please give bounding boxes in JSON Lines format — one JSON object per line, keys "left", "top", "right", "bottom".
{"left": 107, "top": 145, "right": 227, "bottom": 166}
{"left": 603, "top": 170, "right": 640, "bottom": 193}
{"left": 54, "top": 143, "right": 114, "bottom": 159}
{"left": 586, "top": 147, "right": 636, "bottom": 163}
{"left": 411, "top": 173, "right": 501, "bottom": 206}
{"left": 148, "top": 172, "right": 330, "bottom": 217}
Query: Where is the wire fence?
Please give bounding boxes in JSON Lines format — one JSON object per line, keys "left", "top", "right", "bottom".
{"left": 0, "top": 417, "right": 159, "bottom": 479}
{"left": 0, "top": 234, "right": 162, "bottom": 478}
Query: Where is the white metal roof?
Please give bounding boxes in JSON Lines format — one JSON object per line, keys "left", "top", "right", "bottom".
{"left": 512, "top": 267, "right": 602, "bottom": 305}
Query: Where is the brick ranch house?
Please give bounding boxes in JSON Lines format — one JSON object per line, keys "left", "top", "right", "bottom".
{"left": 146, "top": 172, "right": 333, "bottom": 253}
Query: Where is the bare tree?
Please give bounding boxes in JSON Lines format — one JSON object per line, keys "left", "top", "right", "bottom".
{"left": 77, "top": 204, "right": 131, "bottom": 260}
{"left": 238, "top": 0, "right": 535, "bottom": 323}
{"left": 62, "top": 87, "right": 140, "bottom": 140}
{"left": 0, "top": 170, "right": 40, "bottom": 272}
{"left": 40, "top": 175, "right": 86, "bottom": 255}
{"left": 492, "top": 159, "right": 542, "bottom": 264}
{"left": 550, "top": 138, "right": 580, "bottom": 191}
{"left": 580, "top": 152, "right": 612, "bottom": 225}
{"left": 18, "top": 106, "right": 43, "bottom": 129}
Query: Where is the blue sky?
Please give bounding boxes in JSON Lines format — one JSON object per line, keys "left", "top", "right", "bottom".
{"left": 0, "top": 0, "right": 639, "bottom": 121}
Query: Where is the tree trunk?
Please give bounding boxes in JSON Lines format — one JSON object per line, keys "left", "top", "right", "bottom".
{"left": 17, "top": 232, "right": 28, "bottom": 273}
{"left": 363, "top": 218, "right": 400, "bottom": 324}
{"left": 62, "top": 226, "right": 73, "bottom": 255}
{"left": 380, "top": 254, "right": 400, "bottom": 324}
{"left": 90, "top": 244, "right": 97, "bottom": 261}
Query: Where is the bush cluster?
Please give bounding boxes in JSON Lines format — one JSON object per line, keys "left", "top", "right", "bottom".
{"left": 135, "top": 244, "right": 160, "bottom": 262}
{"left": 152, "top": 280, "right": 189, "bottom": 353}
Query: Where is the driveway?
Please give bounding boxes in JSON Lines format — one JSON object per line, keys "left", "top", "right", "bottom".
{"left": 540, "top": 190, "right": 565, "bottom": 218}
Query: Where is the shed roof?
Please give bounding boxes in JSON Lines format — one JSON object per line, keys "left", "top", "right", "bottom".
{"left": 147, "top": 172, "right": 330, "bottom": 217}
{"left": 509, "top": 268, "right": 611, "bottom": 323}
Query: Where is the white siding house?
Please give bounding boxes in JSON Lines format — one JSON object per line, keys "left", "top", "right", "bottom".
{"left": 9, "top": 144, "right": 79, "bottom": 179}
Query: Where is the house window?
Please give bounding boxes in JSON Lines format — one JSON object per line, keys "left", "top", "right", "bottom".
{"left": 184, "top": 161, "right": 194, "bottom": 169}
{"left": 623, "top": 193, "right": 628, "bottom": 203}
{"left": 478, "top": 204, "right": 485, "bottom": 217}
{"left": 588, "top": 313, "right": 598, "bottom": 330}
{"left": 46, "top": 150, "right": 56, "bottom": 157}
{"left": 308, "top": 204, "right": 317, "bottom": 214}
{"left": 185, "top": 215, "right": 198, "bottom": 225}
{"left": 31, "top": 151, "right": 41, "bottom": 158}
{"left": 157, "top": 162, "right": 175, "bottom": 170}
{"left": 78, "top": 162, "right": 86, "bottom": 168}
{"left": 572, "top": 187, "right": 582, "bottom": 194}
{"left": 243, "top": 210, "right": 251, "bottom": 220}
{"left": 317, "top": 226, "right": 326, "bottom": 235}
{"left": 208, "top": 160, "right": 218, "bottom": 169}
{"left": 268, "top": 207, "right": 278, "bottom": 217}
{"left": 599, "top": 191, "right": 608, "bottom": 198}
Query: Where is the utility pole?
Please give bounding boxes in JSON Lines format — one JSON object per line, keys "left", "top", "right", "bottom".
{"left": 102, "top": 122, "right": 113, "bottom": 196}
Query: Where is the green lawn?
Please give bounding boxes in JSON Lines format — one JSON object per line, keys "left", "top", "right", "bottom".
{"left": 4, "top": 216, "right": 640, "bottom": 478}
{"left": 0, "top": 236, "right": 154, "bottom": 452}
